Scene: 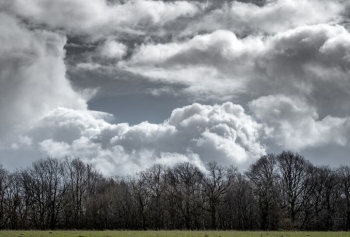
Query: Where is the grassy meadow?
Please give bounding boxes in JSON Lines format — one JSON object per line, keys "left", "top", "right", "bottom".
{"left": 0, "top": 231, "right": 350, "bottom": 237}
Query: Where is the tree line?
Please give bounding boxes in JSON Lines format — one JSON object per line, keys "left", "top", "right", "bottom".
{"left": 0, "top": 151, "right": 350, "bottom": 230}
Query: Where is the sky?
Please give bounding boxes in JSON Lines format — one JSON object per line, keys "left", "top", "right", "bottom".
{"left": 1, "top": 0, "right": 350, "bottom": 176}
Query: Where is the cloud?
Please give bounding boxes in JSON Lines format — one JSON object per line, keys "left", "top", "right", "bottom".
{"left": 2, "top": 0, "right": 350, "bottom": 174}
{"left": 0, "top": 13, "right": 86, "bottom": 140}
{"left": 255, "top": 24, "right": 350, "bottom": 116}
{"left": 99, "top": 40, "right": 127, "bottom": 59}
{"left": 21, "top": 103, "right": 266, "bottom": 176}
{"left": 8, "top": 0, "right": 202, "bottom": 41}
{"left": 182, "top": 0, "right": 344, "bottom": 36}
{"left": 250, "top": 94, "right": 350, "bottom": 150}
{"left": 120, "top": 30, "right": 264, "bottom": 99}
{"left": 39, "top": 139, "right": 70, "bottom": 157}
{"left": 121, "top": 24, "right": 350, "bottom": 115}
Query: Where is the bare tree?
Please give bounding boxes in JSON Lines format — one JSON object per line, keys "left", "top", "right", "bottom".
{"left": 202, "top": 161, "right": 236, "bottom": 229}
{"left": 337, "top": 166, "right": 350, "bottom": 230}
{"left": 0, "top": 165, "right": 9, "bottom": 229}
{"left": 111, "top": 177, "right": 136, "bottom": 229}
{"left": 130, "top": 172, "right": 151, "bottom": 230}
{"left": 164, "top": 162, "right": 204, "bottom": 229}
{"left": 142, "top": 164, "right": 167, "bottom": 229}
{"left": 223, "top": 173, "right": 259, "bottom": 230}
{"left": 246, "top": 154, "right": 281, "bottom": 230}
{"left": 62, "top": 158, "right": 91, "bottom": 229}
{"left": 276, "top": 151, "right": 313, "bottom": 228}
{"left": 5, "top": 172, "right": 27, "bottom": 229}
{"left": 0, "top": 154, "right": 349, "bottom": 230}
{"left": 19, "top": 158, "right": 66, "bottom": 229}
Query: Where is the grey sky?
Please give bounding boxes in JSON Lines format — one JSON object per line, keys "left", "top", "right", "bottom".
{"left": 1, "top": 0, "right": 350, "bottom": 176}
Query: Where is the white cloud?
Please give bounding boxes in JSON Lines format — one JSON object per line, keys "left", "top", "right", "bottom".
{"left": 182, "top": 0, "right": 344, "bottom": 36}
{"left": 99, "top": 40, "right": 127, "bottom": 59}
{"left": 23, "top": 103, "right": 265, "bottom": 176}
{"left": 8, "top": 0, "right": 202, "bottom": 40}
{"left": 39, "top": 139, "right": 70, "bottom": 157}
{"left": 250, "top": 95, "right": 350, "bottom": 150}
{"left": 120, "top": 30, "right": 264, "bottom": 98}
{"left": 121, "top": 24, "right": 350, "bottom": 114}
{"left": 2, "top": 0, "right": 350, "bottom": 174}
{"left": 0, "top": 13, "right": 86, "bottom": 140}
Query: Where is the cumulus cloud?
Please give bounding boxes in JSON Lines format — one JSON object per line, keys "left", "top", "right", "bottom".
{"left": 0, "top": 13, "right": 86, "bottom": 140}
{"left": 255, "top": 24, "right": 350, "bottom": 116}
{"left": 250, "top": 95, "right": 350, "bottom": 150}
{"left": 99, "top": 40, "right": 127, "bottom": 59}
{"left": 122, "top": 24, "right": 350, "bottom": 115}
{"left": 23, "top": 103, "right": 266, "bottom": 176}
{"left": 2, "top": 0, "right": 350, "bottom": 174}
{"left": 39, "top": 139, "right": 70, "bottom": 157}
{"left": 120, "top": 30, "right": 264, "bottom": 99}
{"left": 7, "top": 0, "right": 202, "bottom": 41}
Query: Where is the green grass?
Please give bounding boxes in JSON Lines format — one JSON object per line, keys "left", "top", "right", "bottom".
{"left": 0, "top": 231, "right": 350, "bottom": 237}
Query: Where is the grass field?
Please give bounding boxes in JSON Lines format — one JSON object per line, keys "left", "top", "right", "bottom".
{"left": 0, "top": 231, "right": 350, "bottom": 237}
